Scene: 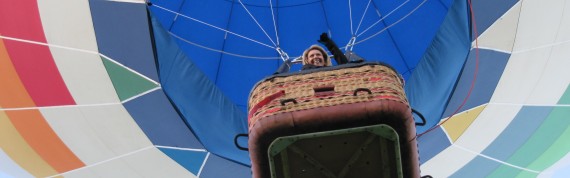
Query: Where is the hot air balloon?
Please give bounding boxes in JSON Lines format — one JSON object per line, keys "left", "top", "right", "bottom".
{"left": 150, "top": 0, "right": 470, "bottom": 177}
{"left": 1, "top": 0, "right": 569, "bottom": 177}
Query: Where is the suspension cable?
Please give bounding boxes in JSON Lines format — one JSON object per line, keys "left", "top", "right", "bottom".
{"left": 170, "top": 33, "right": 281, "bottom": 59}
{"left": 153, "top": 4, "right": 276, "bottom": 49}
{"left": 269, "top": 0, "right": 280, "bottom": 46}
{"left": 354, "top": 0, "right": 427, "bottom": 46}
{"left": 356, "top": 0, "right": 412, "bottom": 37}
{"left": 348, "top": 0, "right": 354, "bottom": 35}
{"left": 319, "top": 0, "right": 333, "bottom": 37}
{"left": 238, "top": 0, "right": 278, "bottom": 46}
{"left": 354, "top": 0, "right": 372, "bottom": 34}
{"left": 168, "top": 0, "right": 187, "bottom": 30}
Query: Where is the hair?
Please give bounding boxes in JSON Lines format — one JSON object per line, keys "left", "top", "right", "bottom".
{"left": 302, "top": 45, "right": 331, "bottom": 66}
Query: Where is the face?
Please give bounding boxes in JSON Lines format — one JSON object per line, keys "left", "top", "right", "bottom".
{"left": 307, "top": 49, "right": 325, "bottom": 66}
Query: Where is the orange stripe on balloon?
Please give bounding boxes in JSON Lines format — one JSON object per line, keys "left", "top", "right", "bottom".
{"left": 7, "top": 109, "right": 85, "bottom": 173}
{"left": 1, "top": 37, "right": 60, "bottom": 177}
{"left": 1, "top": 43, "right": 83, "bottom": 175}
{"left": 0, "top": 39, "right": 36, "bottom": 108}
{"left": 1, "top": 2, "right": 85, "bottom": 174}
{"left": 0, "top": 110, "right": 58, "bottom": 177}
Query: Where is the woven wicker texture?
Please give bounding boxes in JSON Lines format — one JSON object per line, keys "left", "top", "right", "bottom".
{"left": 248, "top": 64, "right": 408, "bottom": 129}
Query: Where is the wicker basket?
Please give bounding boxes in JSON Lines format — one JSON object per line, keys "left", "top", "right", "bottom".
{"left": 248, "top": 62, "right": 408, "bottom": 128}
{"left": 246, "top": 62, "right": 419, "bottom": 178}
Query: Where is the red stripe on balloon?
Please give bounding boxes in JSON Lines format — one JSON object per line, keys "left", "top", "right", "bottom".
{"left": 0, "top": 0, "right": 75, "bottom": 107}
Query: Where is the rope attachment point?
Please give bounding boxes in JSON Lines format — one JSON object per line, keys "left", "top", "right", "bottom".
{"left": 345, "top": 36, "right": 357, "bottom": 52}
{"left": 276, "top": 47, "right": 290, "bottom": 62}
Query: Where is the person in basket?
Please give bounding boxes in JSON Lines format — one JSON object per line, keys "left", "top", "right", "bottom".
{"left": 301, "top": 44, "right": 331, "bottom": 70}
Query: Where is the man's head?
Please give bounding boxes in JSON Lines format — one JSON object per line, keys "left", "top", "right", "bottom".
{"left": 302, "top": 45, "right": 331, "bottom": 67}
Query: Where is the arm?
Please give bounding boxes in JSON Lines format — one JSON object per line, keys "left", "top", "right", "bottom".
{"left": 318, "top": 33, "right": 349, "bottom": 65}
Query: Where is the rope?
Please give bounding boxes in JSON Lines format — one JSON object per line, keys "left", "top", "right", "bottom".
{"left": 225, "top": 0, "right": 320, "bottom": 8}
{"left": 319, "top": 0, "right": 333, "bottom": 37}
{"left": 348, "top": 0, "right": 354, "bottom": 35}
{"left": 356, "top": 0, "right": 413, "bottom": 38}
{"left": 269, "top": 0, "right": 291, "bottom": 61}
{"left": 269, "top": 0, "right": 280, "bottom": 46}
{"left": 154, "top": 1, "right": 428, "bottom": 63}
{"left": 355, "top": 0, "right": 426, "bottom": 45}
{"left": 354, "top": 0, "right": 373, "bottom": 34}
{"left": 152, "top": 4, "right": 275, "bottom": 49}
{"left": 417, "top": 0, "right": 480, "bottom": 138}
{"left": 170, "top": 33, "right": 281, "bottom": 60}
{"left": 238, "top": 0, "right": 278, "bottom": 46}
{"left": 167, "top": 0, "right": 186, "bottom": 31}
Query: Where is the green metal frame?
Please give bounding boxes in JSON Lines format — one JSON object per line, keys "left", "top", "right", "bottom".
{"left": 267, "top": 124, "right": 403, "bottom": 178}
